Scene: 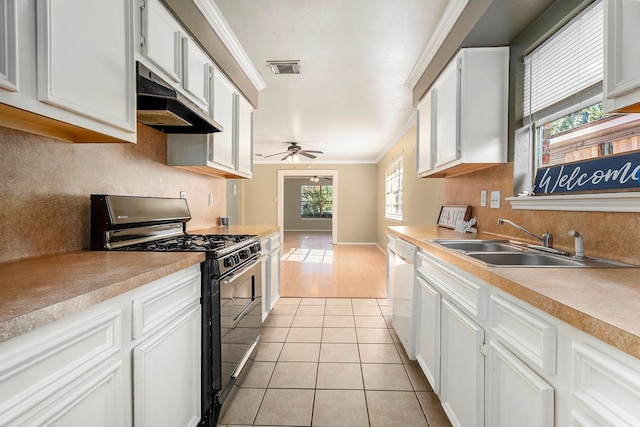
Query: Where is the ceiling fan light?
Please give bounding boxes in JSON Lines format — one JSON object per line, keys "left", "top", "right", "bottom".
{"left": 292, "top": 153, "right": 300, "bottom": 162}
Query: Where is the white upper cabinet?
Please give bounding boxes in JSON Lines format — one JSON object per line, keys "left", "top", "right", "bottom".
{"left": 0, "top": 0, "right": 136, "bottom": 143}
{"left": 0, "top": 0, "right": 18, "bottom": 92}
{"left": 182, "top": 37, "right": 212, "bottom": 112}
{"left": 603, "top": 0, "right": 640, "bottom": 113}
{"left": 417, "top": 47, "right": 509, "bottom": 178}
{"left": 236, "top": 94, "right": 253, "bottom": 176}
{"left": 212, "top": 67, "right": 236, "bottom": 170}
{"left": 140, "top": 0, "right": 182, "bottom": 84}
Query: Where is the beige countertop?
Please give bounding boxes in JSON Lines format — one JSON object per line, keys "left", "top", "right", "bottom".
{"left": 0, "top": 225, "right": 279, "bottom": 343}
{"left": 388, "top": 225, "right": 640, "bottom": 360}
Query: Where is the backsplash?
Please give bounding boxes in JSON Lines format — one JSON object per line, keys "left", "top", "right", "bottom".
{"left": 0, "top": 125, "right": 227, "bottom": 264}
{"left": 444, "top": 163, "right": 640, "bottom": 265}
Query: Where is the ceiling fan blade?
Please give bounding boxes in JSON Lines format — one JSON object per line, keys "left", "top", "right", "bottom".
{"left": 281, "top": 153, "right": 292, "bottom": 161}
{"left": 299, "top": 152, "right": 317, "bottom": 159}
{"left": 263, "top": 151, "right": 289, "bottom": 158}
{"left": 301, "top": 150, "right": 323, "bottom": 154}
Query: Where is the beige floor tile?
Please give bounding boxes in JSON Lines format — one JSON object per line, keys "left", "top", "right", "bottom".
{"left": 275, "top": 298, "right": 301, "bottom": 306}
{"left": 269, "top": 305, "right": 298, "bottom": 316}
{"left": 362, "top": 363, "right": 413, "bottom": 391}
{"left": 296, "top": 305, "right": 326, "bottom": 316}
{"left": 286, "top": 327, "right": 322, "bottom": 343}
{"left": 324, "top": 305, "right": 354, "bottom": 316}
{"left": 356, "top": 328, "right": 394, "bottom": 343}
{"left": 312, "top": 390, "right": 368, "bottom": 427}
{"left": 262, "top": 315, "right": 294, "bottom": 328}
{"left": 322, "top": 327, "right": 357, "bottom": 343}
{"left": 292, "top": 315, "right": 325, "bottom": 328}
{"left": 323, "top": 315, "right": 355, "bottom": 328}
{"left": 354, "top": 316, "right": 387, "bottom": 328}
{"left": 319, "top": 343, "right": 361, "bottom": 363}
{"left": 353, "top": 305, "right": 382, "bottom": 316}
{"left": 260, "top": 327, "right": 290, "bottom": 343}
{"left": 237, "top": 361, "right": 275, "bottom": 388}
{"left": 326, "top": 298, "right": 352, "bottom": 306}
{"left": 254, "top": 389, "right": 314, "bottom": 426}
{"left": 316, "top": 362, "right": 363, "bottom": 389}
{"left": 376, "top": 298, "right": 390, "bottom": 306}
{"left": 384, "top": 316, "right": 393, "bottom": 328}
{"left": 254, "top": 342, "right": 284, "bottom": 362}
{"left": 351, "top": 298, "right": 378, "bottom": 306}
{"left": 300, "top": 298, "right": 326, "bottom": 306}
{"left": 358, "top": 343, "right": 402, "bottom": 363}
{"left": 396, "top": 343, "right": 411, "bottom": 364}
{"left": 278, "top": 342, "right": 321, "bottom": 362}
{"left": 416, "top": 391, "right": 453, "bottom": 427}
{"left": 405, "top": 360, "right": 433, "bottom": 392}
{"left": 379, "top": 305, "right": 392, "bottom": 316}
{"left": 366, "top": 390, "right": 429, "bottom": 427}
{"left": 268, "top": 362, "right": 318, "bottom": 389}
{"left": 217, "top": 386, "right": 265, "bottom": 425}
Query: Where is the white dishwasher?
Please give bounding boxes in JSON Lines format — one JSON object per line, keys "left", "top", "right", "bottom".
{"left": 391, "top": 238, "right": 417, "bottom": 359}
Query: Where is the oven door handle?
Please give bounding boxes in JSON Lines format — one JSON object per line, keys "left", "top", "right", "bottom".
{"left": 222, "top": 255, "right": 265, "bottom": 285}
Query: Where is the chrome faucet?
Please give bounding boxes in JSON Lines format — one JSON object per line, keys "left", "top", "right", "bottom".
{"left": 497, "top": 218, "right": 553, "bottom": 248}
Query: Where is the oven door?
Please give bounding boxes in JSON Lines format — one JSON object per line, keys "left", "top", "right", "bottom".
{"left": 218, "top": 256, "right": 263, "bottom": 402}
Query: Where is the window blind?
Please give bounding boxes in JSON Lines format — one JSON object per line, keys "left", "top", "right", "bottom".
{"left": 524, "top": 0, "right": 603, "bottom": 122}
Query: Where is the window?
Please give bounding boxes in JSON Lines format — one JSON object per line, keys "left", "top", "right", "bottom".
{"left": 524, "top": 0, "right": 640, "bottom": 170}
{"left": 385, "top": 156, "right": 403, "bottom": 220}
{"left": 301, "top": 185, "right": 332, "bottom": 218}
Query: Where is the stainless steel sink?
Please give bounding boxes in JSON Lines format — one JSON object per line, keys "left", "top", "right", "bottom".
{"left": 430, "top": 239, "right": 633, "bottom": 268}
{"left": 431, "top": 239, "right": 525, "bottom": 252}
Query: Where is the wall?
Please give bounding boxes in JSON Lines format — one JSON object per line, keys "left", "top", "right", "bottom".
{"left": 283, "top": 178, "right": 332, "bottom": 231}
{"left": 0, "top": 125, "right": 227, "bottom": 264}
{"left": 444, "top": 163, "right": 640, "bottom": 265}
{"left": 376, "top": 125, "right": 446, "bottom": 248}
{"left": 242, "top": 163, "right": 377, "bottom": 243}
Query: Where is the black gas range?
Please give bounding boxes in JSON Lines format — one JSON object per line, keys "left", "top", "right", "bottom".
{"left": 90, "top": 195, "right": 263, "bottom": 427}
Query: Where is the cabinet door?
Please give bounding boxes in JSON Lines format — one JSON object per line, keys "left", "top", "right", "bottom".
{"left": 434, "top": 57, "right": 459, "bottom": 168}
{"left": 269, "top": 247, "right": 281, "bottom": 310}
{"left": 141, "top": 0, "right": 182, "bottom": 83}
{"left": 36, "top": 0, "right": 135, "bottom": 132}
{"left": 440, "top": 298, "right": 484, "bottom": 427}
{"left": 0, "top": 0, "right": 18, "bottom": 92}
{"left": 236, "top": 94, "right": 253, "bottom": 176}
{"left": 133, "top": 303, "right": 201, "bottom": 427}
{"left": 489, "top": 341, "right": 554, "bottom": 427}
{"left": 416, "top": 275, "right": 441, "bottom": 393}
{"left": 604, "top": 0, "right": 640, "bottom": 111}
{"left": 416, "top": 90, "right": 433, "bottom": 174}
{"left": 182, "top": 37, "right": 211, "bottom": 112}
{"left": 212, "top": 67, "right": 236, "bottom": 169}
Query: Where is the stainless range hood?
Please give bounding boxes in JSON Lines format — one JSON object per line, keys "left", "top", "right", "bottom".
{"left": 136, "top": 62, "right": 223, "bottom": 134}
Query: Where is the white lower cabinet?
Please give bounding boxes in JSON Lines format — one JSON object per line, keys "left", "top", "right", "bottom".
{"left": 415, "top": 274, "right": 440, "bottom": 393}
{"left": 440, "top": 299, "right": 485, "bottom": 427}
{"left": 489, "top": 340, "right": 554, "bottom": 427}
{"left": 260, "top": 232, "right": 282, "bottom": 319}
{"left": 0, "top": 264, "right": 201, "bottom": 427}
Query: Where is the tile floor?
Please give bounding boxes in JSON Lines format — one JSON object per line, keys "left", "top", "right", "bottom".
{"left": 217, "top": 297, "right": 452, "bottom": 427}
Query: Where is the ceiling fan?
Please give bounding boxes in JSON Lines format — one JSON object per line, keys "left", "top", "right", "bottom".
{"left": 263, "top": 142, "right": 323, "bottom": 162}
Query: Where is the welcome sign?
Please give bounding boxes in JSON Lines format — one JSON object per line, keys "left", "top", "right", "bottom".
{"left": 533, "top": 151, "right": 640, "bottom": 194}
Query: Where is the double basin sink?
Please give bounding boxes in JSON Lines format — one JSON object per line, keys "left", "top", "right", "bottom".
{"left": 430, "top": 239, "right": 632, "bottom": 268}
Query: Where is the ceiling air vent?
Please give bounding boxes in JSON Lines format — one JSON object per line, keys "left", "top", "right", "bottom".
{"left": 267, "top": 60, "right": 301, "bottom": 74}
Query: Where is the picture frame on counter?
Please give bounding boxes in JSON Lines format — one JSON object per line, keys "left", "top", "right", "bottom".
{"left": 437, "top": 205, "right": 472, "bottom": 229}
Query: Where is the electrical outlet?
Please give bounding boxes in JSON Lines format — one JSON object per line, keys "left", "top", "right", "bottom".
{"left": 490, "top": 191, "right": 501, "bottom": 208}
{"left": 480, "top": 190, "right": 487, "bottom": 207}
{"left": 208, "top": 194, "right": 214, "bottom": 206}
{"left": 180, "top": 191, "right": 186, "bottom": 199}
{"left": 233, "top": 185, "right": 237, "bottom": 196}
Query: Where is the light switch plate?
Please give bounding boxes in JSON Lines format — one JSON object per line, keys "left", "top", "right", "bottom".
{"left": 480, "top": 190, "right": 487, "bottom": 207}
{"left": 490, "top": 191, "right": 501, "bottom": 208}
{"left": 208, "top": 194, "right": 214, "bottom": 206}
{"left": 180, "top": 191, "right": 186, "bottom": 199}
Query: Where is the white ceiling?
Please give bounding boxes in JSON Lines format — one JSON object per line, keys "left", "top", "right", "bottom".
{"left": 213, "top": 0, "right": 450, "bottom": 164}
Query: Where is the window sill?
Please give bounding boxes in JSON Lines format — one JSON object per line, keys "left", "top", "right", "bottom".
{"left": 506, "top": 192, "right": 640, "bottom": 212}
{"left": 385, "top": 216, "right": 403, "bottom": 224}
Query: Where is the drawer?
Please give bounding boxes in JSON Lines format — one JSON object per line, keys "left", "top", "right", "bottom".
{"left": 572, "top": 342, "right": 640, "bottom": 426}
{"left": 132, "top": 265, "right": 201, "bottom": 339}
{"left": 0, "top": 309, "right": 121, "bottom": 424}
{"left": 491, "top": 295, "right": 556, "bottom": 375}
{"left": 417, "top": 251, "right": 488, "bottom": 321}
{"left": 269, "top": 234, "right": 281, "bottom": 251}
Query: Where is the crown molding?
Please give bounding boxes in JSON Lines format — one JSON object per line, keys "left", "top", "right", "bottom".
{"left": 192, "top": 0, "right": 266, "bottom": 91}
{"left": 405, "top": 0, "right": 469, "bottom": 90}
{"left": 375, "top": 111, "right": 418, "bottom": 164}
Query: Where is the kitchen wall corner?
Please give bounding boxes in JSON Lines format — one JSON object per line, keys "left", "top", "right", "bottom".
{"left": 0, "top": 125, "right": 227, "bottom": 264}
